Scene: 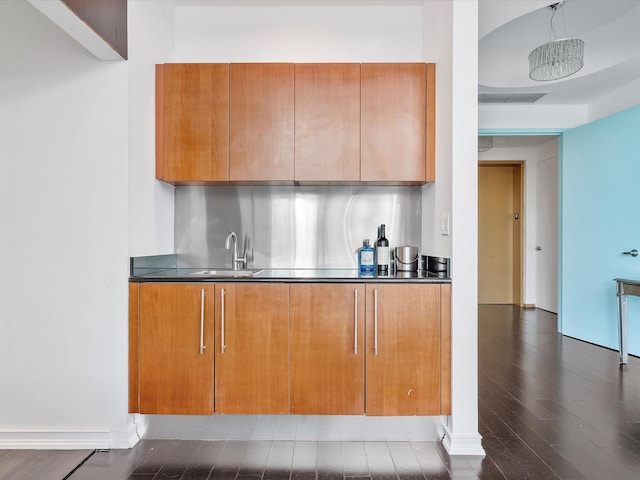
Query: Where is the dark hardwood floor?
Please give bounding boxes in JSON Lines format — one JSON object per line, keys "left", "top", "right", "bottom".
{"left": 2, "top": 305, "right": 640, "bottom": 480}
{"left": 478, "top": 305, "right": 640, "bottom": 480}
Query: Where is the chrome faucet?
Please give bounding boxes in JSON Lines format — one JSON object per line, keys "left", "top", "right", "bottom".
{"left": 225, "top": 232, "right": 247, "bottom": 270}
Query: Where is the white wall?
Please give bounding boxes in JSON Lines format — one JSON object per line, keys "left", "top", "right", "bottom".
{"left": 128, "top": 1, "right": 175, "bottom": 256}
{"left": 0, "top": 0, "right": 176, "bottom": 449}
{"left": 174, "top": 4, "right": 423, "bottom": 62}
{"left": 421, "top": 1, "right": 453, "bottom": 258}
{"left": 0, "top": 0, "right": 131, "bottom": 447}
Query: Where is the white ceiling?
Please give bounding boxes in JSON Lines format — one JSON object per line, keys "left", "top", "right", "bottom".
{"left": 479, "top": 0, "right": 640, "bottom": 105}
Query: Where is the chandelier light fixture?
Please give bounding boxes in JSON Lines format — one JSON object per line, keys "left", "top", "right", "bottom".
{"left": 529, "top": 1, "right": 584, "bottom": 81}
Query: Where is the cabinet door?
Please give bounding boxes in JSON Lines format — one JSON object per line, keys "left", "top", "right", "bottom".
{"left": 361, "top": 63, "right": 427, "bottom": 183}
{"left": 229, "top": 64, "right": 294, "bottom": 182}
{"left": 129, "top": 283, "right": 139, "bottom": 413}
{"left": 365, "top": 284, "right": 441, "bottom": 415}
{"left": 294, "top": 64, "right": 361, "bottom": 182}
{"left": 215, "top": 284, "right": 289, "bottom": 414}
{"left": 290, "top": 284, "right": 365, "bottom": 414}
{"left": 156, "top": 63, "right": 229, "bottom": 183}
{"left": 139, "top": 284, "right": 215, "bottom": 414}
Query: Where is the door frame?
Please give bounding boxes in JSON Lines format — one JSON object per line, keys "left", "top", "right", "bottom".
{"left": 478, "top": 161, "right": 524, "bottom": 306}
{"left": 478, "top": 129, "right": 564, "bottom": 331}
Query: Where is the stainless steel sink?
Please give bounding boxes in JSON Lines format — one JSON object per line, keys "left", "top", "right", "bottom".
{"left": 188, "top": 269, "right": 263, "bottom": 278}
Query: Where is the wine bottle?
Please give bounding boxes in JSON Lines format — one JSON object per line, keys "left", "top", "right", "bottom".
{"left": 376, "top": 224, "right": 390, "bottom": 274}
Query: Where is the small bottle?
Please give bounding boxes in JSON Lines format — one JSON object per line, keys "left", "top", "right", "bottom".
{"left": 358, "top": 239, "right": 375, "bottom": 274}
{"left": 376, "top": 224, "right": 390, "bottom": 274}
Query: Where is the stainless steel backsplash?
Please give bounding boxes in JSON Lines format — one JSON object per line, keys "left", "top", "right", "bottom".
{"left": 175, "top": 185, "right": 422, "bottom": 269}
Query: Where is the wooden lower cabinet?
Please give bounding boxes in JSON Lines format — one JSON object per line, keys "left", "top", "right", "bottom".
{"left": 138, "top": 283, "right": 215, "bottom": 415}
{"left": 214, "top": 284, "right": 290, "bottom": 414}
{"left": 130, "top": 281, "right": 450, "bottom": 417}
{"left": 365, "top": 284, "right": 442, "bottom": 415}
{"left": 290, "top": 284, "right": 365, "bottom": 414}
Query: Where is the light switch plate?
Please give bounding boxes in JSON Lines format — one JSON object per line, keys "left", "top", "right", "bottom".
{"left": 440, "top": 213, "right": 450, "bottom": 236}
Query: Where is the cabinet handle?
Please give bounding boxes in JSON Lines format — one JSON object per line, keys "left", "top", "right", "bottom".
{"left": 374, "top": 289, "right": 379, "bottom": 355}
{"left": 220, "top": 288, "right": 226, "bottom": 354}
{"left": 354, "top": 289, "right": 358, "bottom": 355}
{"left": 199, "top": 289, "right": 206, "bottom": 355}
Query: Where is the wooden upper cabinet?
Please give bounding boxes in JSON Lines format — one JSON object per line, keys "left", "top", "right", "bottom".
{"left": 156, "top": 63, "right": 229, "bottom": 183}
{"left": 425, "top": 63, "right": 436, "bottom": 182}
{"left": 155, "top": 62, "right": 435, "bottom": 184}
{"left": 229, "top": 64, "right": 295, "bottom": 182}
{"left": 365, "top": 283, "right": 441, "bottom": 415}
{"left": 294, "top": 64, "right": 361, "bottom": 182}
{"left": 361, "top": 63, "right": 430, "bottom": 183}
{"left": 290, "top": 284, "right": 365, "bottom": 414}
{"left": 138, "top": 283, "right": 215, "bottom": 415}
{"left": 214, "top": 283, "right": 290, "bottom": 414}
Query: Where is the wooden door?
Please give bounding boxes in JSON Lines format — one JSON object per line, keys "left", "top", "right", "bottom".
{"left": 214, "top": 284, "right": 289, "bottom": 414}
{"left": 156, "top": 63, "right": 229, "bottom": 183}
{"left": 294, "top": 64, "right": 361, "bottom": 182}
{"left": 138, "top": 283, "right": 215, "bottom": 414}
{"left": 361, "top": 63, "right": 427, "bottom": 183}
{"left": 478, "top": 163, "right": 523, "bottom": 304}
{"left": 290, "top": 284, "right": 365, "bottom": 414}
{"left": 229, "top": 63, "right": 294, "bottom": 182}
{"left": 365, "top": 284, "right": 441, "bottom": 415}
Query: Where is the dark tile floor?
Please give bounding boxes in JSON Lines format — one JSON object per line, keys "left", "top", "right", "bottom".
{"left": 3, "top": 306, "right": 640, "bottom": 480}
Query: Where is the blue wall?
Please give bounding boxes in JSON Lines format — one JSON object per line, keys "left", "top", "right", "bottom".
{"left": 562, "top": 105, "right": 640, "bottom": 355}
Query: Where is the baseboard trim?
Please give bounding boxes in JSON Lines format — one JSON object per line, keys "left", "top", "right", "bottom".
{"left": 0, "top": 420, "right": 142, "bottom": 450}
{"left": 442, "top": 427, "right": 485, "bottom": 456}
{"left": 523, "top": 303, "right": 536, "bottom": 309}
{"left": 0, "top": 431, "right": 111, "bottom": 450}
{"left": 110, "top": 420, "right": 143, "bottom": 449}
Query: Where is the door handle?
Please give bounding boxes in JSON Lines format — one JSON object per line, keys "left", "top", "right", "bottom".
{"left": 199, "top": 289, "right": 206, "bottom": 355}
{"left": 353, "top": 289, "right": 358, "bottom": 355}
{"left": 220, "top": 288, "right": 226, "bottom": 354}
{"left": 374, "top": 289, "right": 379, "bottom": 356}
{"left": 623, "top": 249, "right": 638, "bottom": 257}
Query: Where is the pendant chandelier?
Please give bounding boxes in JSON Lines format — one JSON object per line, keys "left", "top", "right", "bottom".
{"left": 529, "top": 1, "right": 584, "bottom": 81}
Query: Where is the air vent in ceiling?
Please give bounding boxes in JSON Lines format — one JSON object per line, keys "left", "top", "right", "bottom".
{"left": 478, "top": 93, "right": 547, "bottom": 104}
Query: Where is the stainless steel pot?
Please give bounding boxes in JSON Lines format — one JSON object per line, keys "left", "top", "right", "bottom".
{"left": 395, "top": 246, "right": 419, "bottom": 271}
{"left": 422, "top": 255, "right": 451, "bottom": 278}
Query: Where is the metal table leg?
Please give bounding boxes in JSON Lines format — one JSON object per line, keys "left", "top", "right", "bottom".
{"left": 617, "top": 284, "right": 628, "bottom": 365}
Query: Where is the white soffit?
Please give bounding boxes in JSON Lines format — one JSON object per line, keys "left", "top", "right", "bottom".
{"left": 28, "top": 0, "right": 124, "bottom": 61}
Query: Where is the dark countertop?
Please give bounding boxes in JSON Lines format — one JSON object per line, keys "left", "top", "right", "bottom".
{"left": 130, "top": 267, "right": 450, "bottom": 284}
